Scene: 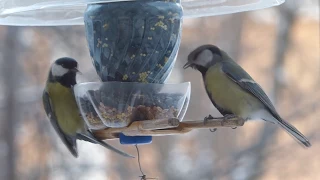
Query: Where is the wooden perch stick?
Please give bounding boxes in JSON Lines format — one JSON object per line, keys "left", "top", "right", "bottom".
{"left": 93, "top": 118, "right": 180, "bottom": 139}
{"left": 93, "top": 117, "right": 245, "bottom": 140}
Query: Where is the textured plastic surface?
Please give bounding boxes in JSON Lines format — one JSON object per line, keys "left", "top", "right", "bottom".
{"left": 84, "top": 1, "right": 182, "bottom": 83}
{"left": 119, "top": 133, "right": 152, "bottom": 145}
{"left": 73, "top": 81, "right": 191, "bottom": 130}
{"left": 0, "top": 0, "right": 285, "bottom": 26}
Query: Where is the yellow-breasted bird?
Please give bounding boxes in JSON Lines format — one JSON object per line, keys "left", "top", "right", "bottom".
{"left": 183, "top": 44, "right": 311, "bottom": 147}
{"left": 42, "top": 57, "right": 134, "bottom": 158}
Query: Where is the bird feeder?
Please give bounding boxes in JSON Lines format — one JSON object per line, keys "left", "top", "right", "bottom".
{"left": 0, "top": 0, "right": 284, "bottom": 154}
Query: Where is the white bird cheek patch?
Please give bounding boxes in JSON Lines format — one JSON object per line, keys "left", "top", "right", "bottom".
{"left": 195, "top": 49, "right": 213, "bottom": 67}
{"left": 51, "top": 64, "right": 68, "bottom": 77}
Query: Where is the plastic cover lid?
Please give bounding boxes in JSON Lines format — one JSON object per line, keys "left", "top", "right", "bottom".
{"left": 0, "top": 0, "right": 285, "bottom": 26}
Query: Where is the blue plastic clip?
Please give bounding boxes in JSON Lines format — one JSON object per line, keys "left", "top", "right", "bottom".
{"left": 119, "top": 133, "right": 152, "bottom": 145}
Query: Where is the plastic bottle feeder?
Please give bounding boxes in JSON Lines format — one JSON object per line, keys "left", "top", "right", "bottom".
{"left": 0, "top": 0, "right": 285, "bottom": 154}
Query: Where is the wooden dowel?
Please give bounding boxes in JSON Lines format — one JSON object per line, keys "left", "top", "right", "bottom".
{"left": 93, "top": 117, "right": 246, "bottom": 139}
{"left": 123, "top": 128, "right": 192, "bottom": 136}
{"left": 181, "top": 117, "right": 245, "bottom": 129}
{"left": 122, "top": 117, "right": 245, "bottom": 136}
{"left": 93, "top": 118, "right": 180, "bottom": 139}
{"left": 140, "top": 118, "right": 180, "bottom": 130}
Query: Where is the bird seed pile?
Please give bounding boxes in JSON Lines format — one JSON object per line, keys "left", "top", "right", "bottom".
{"left": 79, "top": 88, "right": 182, "bottom": 128}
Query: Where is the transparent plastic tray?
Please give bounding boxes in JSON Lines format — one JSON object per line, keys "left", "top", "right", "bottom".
{"left": 73, "top": 81, "right": 191, "bottom": 130}
{"left": 0, "top": 0, "right": 285, "bottom": 26}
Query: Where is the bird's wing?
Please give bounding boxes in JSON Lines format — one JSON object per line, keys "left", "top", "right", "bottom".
{"left": 42, "top": 90, "right": 78, "bottom": 158}
{"left": 220, "top": 61, "right": 281, "bottom": 119}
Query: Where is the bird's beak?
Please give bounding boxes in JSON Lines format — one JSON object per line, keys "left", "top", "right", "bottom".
{"left": 72, "top": 67, "right": 82, "bottom": 75}
{"left": 183, "top": 62, "right": 192, "bottom": 69}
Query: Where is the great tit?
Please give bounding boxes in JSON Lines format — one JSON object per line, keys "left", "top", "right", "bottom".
{"left": 183, "top": 45, "right": 311, "bottom": 147}
{"left": 43, "top": 57, "right": 134, "bottom": 158}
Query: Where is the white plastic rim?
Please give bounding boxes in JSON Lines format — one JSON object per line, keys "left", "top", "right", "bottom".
{"left": 0, "top": 0, "right": 285, "bottom": 26}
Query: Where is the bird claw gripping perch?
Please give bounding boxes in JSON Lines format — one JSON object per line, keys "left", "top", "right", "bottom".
{"left": 223, "top": 114, "right": 240, "bottom": 130}
{"left": 223, "top": 114, "right": 238, "bottom": 120}
{"left": 204, "top": 114, "right": 218, "bottom": 132}
{"left": 203, "top": 114, "right": 243, "bottom": 132}
{"left": 222, "top": 114, "right": 237, "bottom": 126}
{"left": 203, "top": 114, "right": 213, "bottom": 125}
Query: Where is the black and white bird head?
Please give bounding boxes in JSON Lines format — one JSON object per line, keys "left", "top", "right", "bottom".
{"left": 183, "top": 44, "right": 227, "bottom": 73}
{"left": 50, "top": 57, "right": 81, "bottom": 87}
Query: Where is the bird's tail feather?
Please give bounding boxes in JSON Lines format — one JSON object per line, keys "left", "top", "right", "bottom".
{"left": 278, "top": 119, "right": 311, "bottom": 147}
{"left": 77, "top": 132, "right": 135, "bottom": 158}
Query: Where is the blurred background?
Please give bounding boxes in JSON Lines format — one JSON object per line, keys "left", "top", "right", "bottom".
{"left": 0, "top": 0, "right": 319, "bottom": 179}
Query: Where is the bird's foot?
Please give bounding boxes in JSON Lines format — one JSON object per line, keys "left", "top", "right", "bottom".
{"left": 203, "top": 114, "right": 215, "bottom": 125}
{"left": 223, "top": 114, "right": 237, "bottom": 120}
{"left": 204, "top": 114, "right": 218, "bottom": 132}
{"left": 221, "top": 114, "right": 237, "bottom": 126}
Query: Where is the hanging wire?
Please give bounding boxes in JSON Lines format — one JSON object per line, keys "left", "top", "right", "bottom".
{"left": 135, "top": 144, "right": 158, "bottom": 180}
{"left": 135, "top": 144, "right": 145, "bottom": 177}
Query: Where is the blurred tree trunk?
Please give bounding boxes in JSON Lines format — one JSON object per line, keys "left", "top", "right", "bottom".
{"left": 272, "top": 2, "right": 298, "bottom": 102}
{"left": 245, "top": 2, "right": 298, "bottom": 179}
{"left": 215, "top": 13, "right": 245, "bottom": 62}
{"left": 0, "top": 27, "right": 20, "bottom": 180}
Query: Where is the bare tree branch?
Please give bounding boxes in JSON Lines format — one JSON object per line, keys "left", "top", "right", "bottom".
{"left": 244, "top": 2, "right": 299, "bottom": 179}
{"left": 0, "top": 26, "right": 20, "bottom": 180}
